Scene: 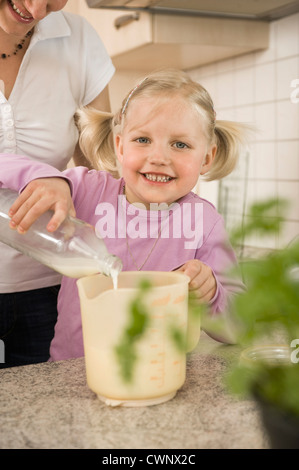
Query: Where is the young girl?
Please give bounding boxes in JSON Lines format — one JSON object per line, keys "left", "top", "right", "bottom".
{"left": 0, "top": 69, "right": 247, "bottom": 361}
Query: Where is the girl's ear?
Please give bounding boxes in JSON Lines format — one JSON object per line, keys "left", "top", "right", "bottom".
{"left": 114, "top": 134, "right": 124, "bottom": 164}
{"left": 200, "top": 144, "right": 217, "bottom": 175}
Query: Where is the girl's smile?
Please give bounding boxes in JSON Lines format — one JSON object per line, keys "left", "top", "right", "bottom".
{"left": 142, "top": 172, "right": 174, "bottom": 183}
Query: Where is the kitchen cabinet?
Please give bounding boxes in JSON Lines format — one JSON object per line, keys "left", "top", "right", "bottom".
{"left": 70, "top": 1, "right": 270, "bottom": 72}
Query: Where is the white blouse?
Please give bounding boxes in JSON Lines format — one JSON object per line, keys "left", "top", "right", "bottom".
{"left": 0, "top": 10, "right": 115, "bottom": 292}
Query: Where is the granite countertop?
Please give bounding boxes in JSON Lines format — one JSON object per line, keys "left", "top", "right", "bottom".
{"left": 0, "top": 332, "right": 269, "bottom": 449}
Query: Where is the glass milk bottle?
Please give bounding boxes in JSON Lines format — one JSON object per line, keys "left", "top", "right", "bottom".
{"left": 0, "top": 188, "right": 122, "bottom": 281}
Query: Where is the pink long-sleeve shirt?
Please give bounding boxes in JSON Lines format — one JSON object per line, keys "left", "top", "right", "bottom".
{"left": 0, "top": 154, "right": 244, "bottom": 360}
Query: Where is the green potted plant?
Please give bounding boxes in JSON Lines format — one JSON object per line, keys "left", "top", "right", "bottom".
{"left": 225, "top": 199, "right": 299, "bottom": 449}
{"left": 111, "top": 198, "right": 299, "bottom": 448}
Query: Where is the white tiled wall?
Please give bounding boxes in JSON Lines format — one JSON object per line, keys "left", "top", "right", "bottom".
{"left": 189, "top": 12, "right": 299, "bottom": 251}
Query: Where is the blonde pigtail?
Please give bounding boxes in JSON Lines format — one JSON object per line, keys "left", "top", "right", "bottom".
{"left": 75, "top": 107, "right": 119, "bottom": 178}
{"left": 206, "top": 120, "right": 252, "bottom": 181}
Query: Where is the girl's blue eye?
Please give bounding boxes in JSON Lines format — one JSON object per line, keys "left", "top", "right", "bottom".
{"left": 174, "top": 141, "right": 188, "bottom": 149}
{"left": 136, "top": 137, "right": 149, "bottom": 144}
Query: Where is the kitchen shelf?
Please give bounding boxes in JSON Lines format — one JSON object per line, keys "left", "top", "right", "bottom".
{"left": 75, "top": 1, "right": 270, "bottom": 71}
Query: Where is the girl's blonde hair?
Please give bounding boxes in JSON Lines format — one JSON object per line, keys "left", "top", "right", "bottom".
{"left": 76, "top": 68, "right": 251, "bottom": 181}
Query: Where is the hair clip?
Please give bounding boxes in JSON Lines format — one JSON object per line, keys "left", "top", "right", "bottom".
{"left": 121, "top": 77, "right": 148, "bottom": 115}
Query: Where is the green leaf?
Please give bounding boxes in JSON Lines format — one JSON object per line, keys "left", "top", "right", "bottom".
{"left": 114, "top": 279, "right": 151, "bottom": 383}
{"left": 225, "top": 197, "right": 299, "bottom": 417}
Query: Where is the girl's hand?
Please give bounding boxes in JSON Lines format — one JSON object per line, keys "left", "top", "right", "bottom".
{"left": 8, "top": 178, "right": 76, "bottom": 234}
{"left": 176, "top": 259, "right": 217, "bottom": 302}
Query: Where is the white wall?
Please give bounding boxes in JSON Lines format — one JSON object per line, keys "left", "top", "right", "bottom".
{"left": 189, "top": 12, "right": 299, "bottom": 250}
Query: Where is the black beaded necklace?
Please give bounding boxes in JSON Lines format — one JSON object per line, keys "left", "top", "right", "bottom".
{"left": 1, "top": 29, "right": 33, "bottom": 59}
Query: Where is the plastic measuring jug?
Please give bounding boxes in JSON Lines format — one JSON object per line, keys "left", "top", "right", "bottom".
{"left": 77, "top": 271, "right": 200, "bottom": 407}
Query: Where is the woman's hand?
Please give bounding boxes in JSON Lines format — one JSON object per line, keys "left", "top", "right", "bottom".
{"left": 176, "top": 259, "right": 217, "bottom": 302}
{"left": 8, "top": 178, "right": 76, "bottom": 234}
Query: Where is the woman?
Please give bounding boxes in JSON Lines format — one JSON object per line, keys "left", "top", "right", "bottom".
{"left": 0, "top": 0, "right": 115, "bottom": 367}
